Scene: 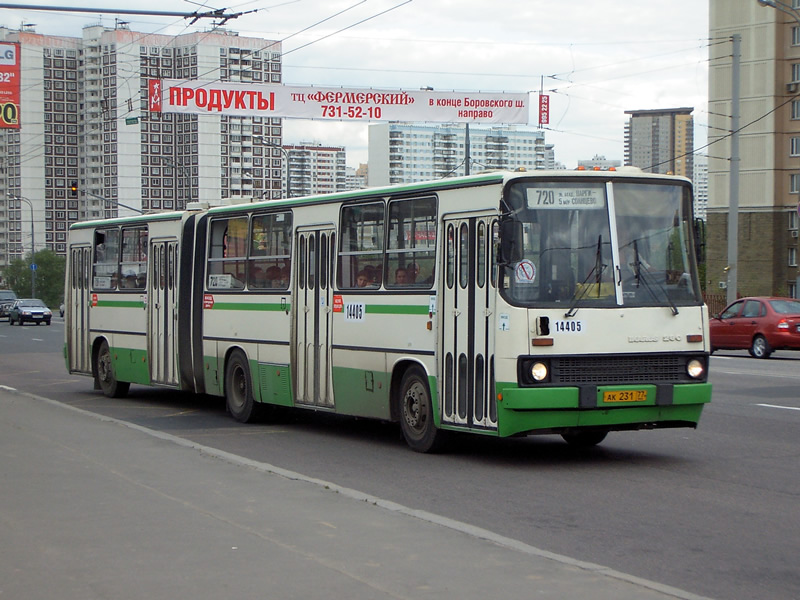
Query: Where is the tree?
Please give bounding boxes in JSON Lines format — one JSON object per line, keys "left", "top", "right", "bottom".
{"left": 2, "top": 249, "right": 66, "bottom": 309}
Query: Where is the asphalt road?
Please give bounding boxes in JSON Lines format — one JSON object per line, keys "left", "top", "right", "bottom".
{"left": 1, "top": 318, "right": 799, "bottom": 600}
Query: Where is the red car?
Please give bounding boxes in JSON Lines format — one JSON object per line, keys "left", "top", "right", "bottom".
{"left": 710, "top": 296, "right": 800, "bottom": 358}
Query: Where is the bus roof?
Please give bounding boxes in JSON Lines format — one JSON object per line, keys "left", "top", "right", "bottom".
{"left": 68, "top": 168, "right": 693, "bottom": 227}
{"left": 69, "top": 210, "right": 185, "bottom": 231}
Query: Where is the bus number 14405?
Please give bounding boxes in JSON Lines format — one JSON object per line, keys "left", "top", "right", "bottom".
{"left": 553, "top": 320, "right": 584, "bottom": 333}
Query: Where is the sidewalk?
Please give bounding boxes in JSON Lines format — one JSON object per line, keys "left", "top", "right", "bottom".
{"left": 0, "top": 387, "right": 714, "bottom": 600}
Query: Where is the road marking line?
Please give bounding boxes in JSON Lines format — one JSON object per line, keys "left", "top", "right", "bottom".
{"left": 756, "top": 403, "right": 800, "bottom": 412}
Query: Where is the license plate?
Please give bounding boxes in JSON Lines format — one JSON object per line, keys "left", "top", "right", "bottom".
{"left": 603, "top": 389, "right": 647, "bottom": 403}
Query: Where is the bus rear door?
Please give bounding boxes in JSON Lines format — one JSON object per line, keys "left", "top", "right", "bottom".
{"left": 440, "top": 214, "right": 498, "bottom": 431}
{"left": 67, "top": 245, "right": 92, "bottom": 374}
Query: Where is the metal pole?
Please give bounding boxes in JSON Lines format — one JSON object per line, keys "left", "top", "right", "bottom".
{"left": 253, "top": 135, "right": 290, "bottom": 198}
{"left": 9, "top": 195, "right": 36, "bottom": 298}
{"left": 464, "top": 123, "right": 470, "bottom": 176}
{"left": 727, "top": 34, "right": 741, "bottom": 305}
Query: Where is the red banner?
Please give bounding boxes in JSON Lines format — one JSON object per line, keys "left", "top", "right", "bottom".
{"left": 148, "top": 79, "right": 162, "bottom": 112}
{"left": 0, "top": 42, "right": 21, "bottom": 129}
{"left": 538, "top": 94, "right": 549, "bottom": 126}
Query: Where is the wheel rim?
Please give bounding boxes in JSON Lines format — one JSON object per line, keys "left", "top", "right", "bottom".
{"left": 228, "top": 363, "right": 247, "bottom": 413}
{"left": 402, "top": 380, "right": 429, "bottom": 439}
{"left": 753, "top": 337, "right": 766, "bottom": 357}
{"left": 98, "top": 348, "right": 113, "bottom": 385}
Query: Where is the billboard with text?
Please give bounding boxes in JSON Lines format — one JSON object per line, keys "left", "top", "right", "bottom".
{"left": 0, "top": 42, "right": 21, "bottom": 129}
{"left": 149, "top": 79, "right": 530, "bottom": 125}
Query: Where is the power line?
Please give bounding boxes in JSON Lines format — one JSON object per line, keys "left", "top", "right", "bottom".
{"left": 0, "top": 3, "right": 259, "bottom": 25}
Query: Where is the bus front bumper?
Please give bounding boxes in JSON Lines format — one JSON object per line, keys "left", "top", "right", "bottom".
{"left": 495, "top": 382, "right": 711, "bottom": 438}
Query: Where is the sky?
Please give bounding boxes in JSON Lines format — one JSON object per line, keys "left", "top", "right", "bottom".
{"left": 0, "top": 0, "right": 711, "bottom": 169}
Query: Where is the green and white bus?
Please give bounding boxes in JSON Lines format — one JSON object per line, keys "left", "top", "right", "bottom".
{"left": 65, "top": 169, "right": 711, "bottom": 452}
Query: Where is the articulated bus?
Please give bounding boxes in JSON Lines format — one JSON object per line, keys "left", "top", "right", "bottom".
{"left": 65, "top": 169, "right": 711, "bottom": 452}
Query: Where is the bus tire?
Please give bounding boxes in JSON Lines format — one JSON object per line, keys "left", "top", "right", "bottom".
{"left": 95, "top": 340, "right": 130, "bottom": 399}
{"left": 561, "top": 430, "right": 608, "bottom": 447}
{"left": 225, "top": 349, "right": 260, "bottom": 423}
{"left": 398, "top": 366, "right": 445, "bottom": 453}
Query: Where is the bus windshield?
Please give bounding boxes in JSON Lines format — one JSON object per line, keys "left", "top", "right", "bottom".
{"left": 501, "top": 179, "right": 701, "bottom": 309}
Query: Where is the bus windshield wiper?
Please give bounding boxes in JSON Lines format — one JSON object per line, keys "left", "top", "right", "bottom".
{"left": 632, "top": 239, "right": 679, "bottom": 316}
{"left": 565, "top": 235, "right": 606, "bottom": 318}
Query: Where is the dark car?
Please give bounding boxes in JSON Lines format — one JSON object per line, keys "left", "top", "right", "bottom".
{"left": 710, "top": 296, "right": 800, "bottom": 358}
{"left": 8, "top": 298, "right": 52, "bottom": 326}
{"left": 0, "top": 289, "right": 18, "bottom": 320}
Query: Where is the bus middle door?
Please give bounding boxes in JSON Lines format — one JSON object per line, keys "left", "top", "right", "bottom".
{"left": 293, "top": 227, "right": 335, "bottom": 408}
{"left": 147, "top": 238, "right": 180, "bottom": 386}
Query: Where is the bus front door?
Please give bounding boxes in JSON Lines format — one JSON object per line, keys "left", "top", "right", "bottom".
{"left": 67, "top": 245, "right": 92, "bottom": 374}
{"left": 440, "top": 215, "right": 498, "bottom": 431}
{"left": 293, "top": 227, "right": 334, "bottom": 408}
{"left": 147, "top": 239, "right": 180, "bottom": 386}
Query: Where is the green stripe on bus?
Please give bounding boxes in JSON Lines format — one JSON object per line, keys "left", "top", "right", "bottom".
{"left": 209, "top": 302, "right": 290, "bottom": 311}
{"left": 365, "top": 304, "right": 429, "bottom": 315}
{"left": 94, "top": 300, "right": 146, "bottom": 308}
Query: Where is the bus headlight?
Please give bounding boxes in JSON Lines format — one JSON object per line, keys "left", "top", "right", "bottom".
{"left": 686, "top": 359, "right": 705, "bottom": 379}
{"left": 531, "top": 362, "right": 549, "bottom": 382}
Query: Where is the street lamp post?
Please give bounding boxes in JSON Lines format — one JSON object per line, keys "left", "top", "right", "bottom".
{"left": 86, "top": 191, "right": 144, "bottom": 216}
{"left": 757, "top": 0, "right": 800, "bottom": 22}
{"left": 8, "top": 193, "right": 36, "bottom": 298}
{"left": 252, "top": 135, "right": 291, "bottom": 198}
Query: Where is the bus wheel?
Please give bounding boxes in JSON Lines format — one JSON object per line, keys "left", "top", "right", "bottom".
{"left": 95, "top": 340, "right": 130, "bottom": 399}
{"left": 561, "top": 430, "right": 608, "bottom": 447}
{"left": 225, "top": 350, "right": 259, "bottom": 423}
{"left": 398, "top": 366, "right": 445, "bottom": 453}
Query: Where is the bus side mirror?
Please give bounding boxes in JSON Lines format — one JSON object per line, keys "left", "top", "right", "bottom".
{"left": 500, "top": 220, "right": 523, "bottom": 263}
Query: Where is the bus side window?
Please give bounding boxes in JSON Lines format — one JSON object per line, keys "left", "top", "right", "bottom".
{"left": 386, "top": 195, "right": 437, "bottom": 289}
{"left": 208, "top": 217, "right": 247, "bottom": 289}
{"left": 249, "top": 212, "right": 292, "bottom": 290}
{"left": 93, "top": 228, "right": 120, "bottom": 290}
{"left": 338, "top": 201, "right": 385, "bottom": 288}
{"left": 120, "top": 227, "right": 147, "bottom": 289}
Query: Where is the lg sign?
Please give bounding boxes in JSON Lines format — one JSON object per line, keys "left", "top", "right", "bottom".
{"left": 0, "top": 44, "right": 16, "bottom": 66}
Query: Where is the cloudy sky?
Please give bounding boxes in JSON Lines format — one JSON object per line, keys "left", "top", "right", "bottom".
{"left": 1, "top": 0, "right": 711, "bottom": 168}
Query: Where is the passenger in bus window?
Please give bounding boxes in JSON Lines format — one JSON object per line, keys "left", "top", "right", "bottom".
{"left": 395, "top": 268, "right": 409, "bottom": 285}
{"left": 356, "top": 270, "right": 371, "bottom": 287}
{"left": 250, "top": 266, "right": 266, "bottom": 287}
{"left": 407, "top": 262, "right": 420, "bottom": 283}
{"left": 362, "top": 265, "right": 376, "bottom": 284}
{"left": 266, "top": 266, "right": 282, "bottom": 288}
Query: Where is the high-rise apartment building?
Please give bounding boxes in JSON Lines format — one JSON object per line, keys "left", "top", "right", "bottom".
{"left": 0, "top": 23, "right": 283, "bottom": 271}
{"left": 693, "top": 155, "right": 708, "bottom": 222}
{"left": 624, "top": 107, "right": 694, "bottom": 178}
{"left": 345, "top": 164, "right": 368, "bottom": 190}
{"left": 367, "top": 123, "right": 547, "bottom": 187}
{"left": 708, "top": 1, "right": 799, "bottom": 298}
{"left": 284, "top": 143, "right": 346, "bottom": 198}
